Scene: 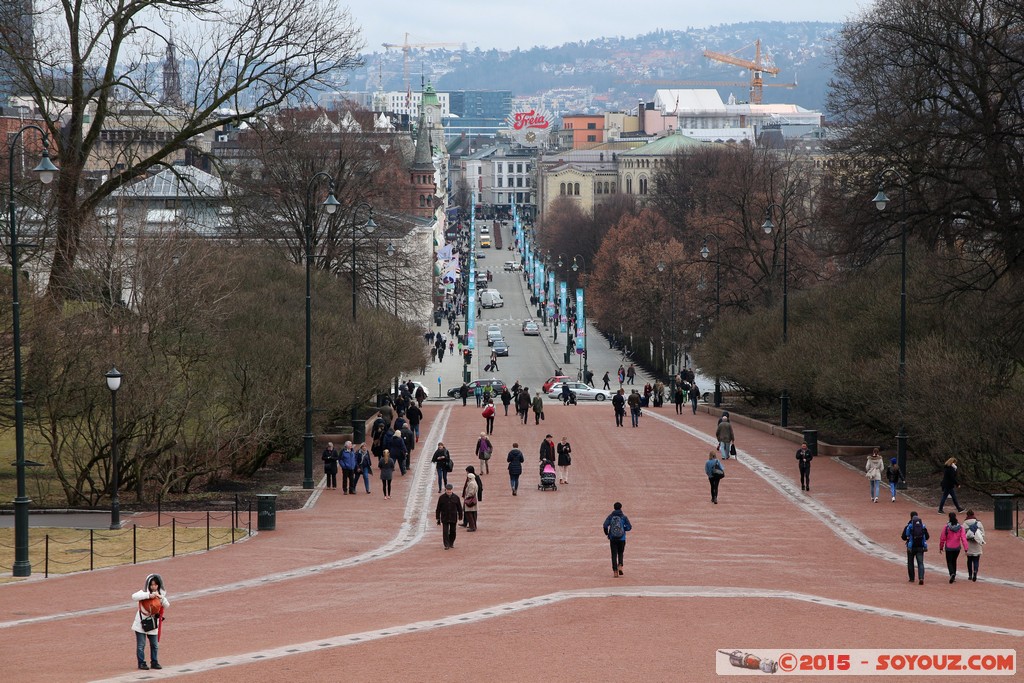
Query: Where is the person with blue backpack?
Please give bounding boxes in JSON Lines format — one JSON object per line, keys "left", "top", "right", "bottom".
{"left": 603, "top": 502, "right": 633, "bottom": 578}
{"left": 901, "top": 512, "right": 930, "bottom": 584}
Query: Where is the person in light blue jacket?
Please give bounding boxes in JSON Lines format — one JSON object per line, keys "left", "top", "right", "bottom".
{"left": 339, "top": 441, "right": 358, "bottom": 494}
{"left": 602, "top": 502, "right": 633, "bottom": 577}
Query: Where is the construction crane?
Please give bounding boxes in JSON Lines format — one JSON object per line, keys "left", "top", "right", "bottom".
{"left": 617, "top": 78, "right": 797, "bottom": 91}
{"left": 703, "top": 39, "right": 781, "bottom": 105}
{"left": 382, "top": 33, "right": 462, "bottom": 99}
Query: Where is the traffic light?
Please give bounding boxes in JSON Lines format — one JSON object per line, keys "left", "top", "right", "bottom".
{"left": 463, "top": 348, "right": 472, "bottom": 364}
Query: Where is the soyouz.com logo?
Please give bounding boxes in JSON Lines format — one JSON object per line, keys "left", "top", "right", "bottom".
{"left": 716, "top": 649, "right": 1015, "bottom": 676}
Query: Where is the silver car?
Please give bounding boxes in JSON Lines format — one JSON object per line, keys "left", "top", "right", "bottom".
{"left": 521, "top": 320, "right": 540, "bottom": 336}
{"left": 547, "top": 382, "right": 611, "bottom": 401}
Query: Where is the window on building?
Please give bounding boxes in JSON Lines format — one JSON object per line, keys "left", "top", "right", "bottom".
{"left": 574, "top": 182, "right": 580, "bottom": 195}
{"left": 639, "top": 176, "right": 648, "bottom": 195}
{"left": 517, "top": 163, "right": 523, "bottom": 173}
{"left": 560, "top": 182, "right": 566, "bottom": 195}
{"left": 587, "top": 122, "right": 596, "bottom": 129}
{"left": 595, "top": 182, "right": 602, "bottom": 195}
{"left": 611, "top": 182, "right": 616, "bottom": 193}
{"left": 497, "top": 177, "right": 503, "bottom": 187}
{"left": 626, "top": 177, "right": 633, "bottom": 194}
{"left": 516, "top": 177, "right": 522, "bottom": 187}
{"left": 587, "top": 135, "right": 596, "bottom": 142}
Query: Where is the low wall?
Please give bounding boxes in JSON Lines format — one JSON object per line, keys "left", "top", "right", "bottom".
{"left": 700, "top": 405, "right": 876, "bottom": 457}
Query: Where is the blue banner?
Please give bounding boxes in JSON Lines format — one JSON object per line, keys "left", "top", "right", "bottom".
{"left": 547, "top": 272, "right": 555, "bottom": 320}
{"left": 575, "top": 288, "right": 585, "bottom": 353}
{"left": 559, "top": 282, "right": 567, "bottom": 333}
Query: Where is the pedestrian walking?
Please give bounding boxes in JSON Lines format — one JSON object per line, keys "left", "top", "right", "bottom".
{"left": 556, "top": 436, "right": 572, "bottom": 484}
{"left": 612, "top": 388, "right": 626, "bottom": 427}
{"left": 516, "top": 386, "right": 531, "bottom": 424}
{"left": 617, "top": 365, "right": 626, "bottom": 386}
{"left": 939, "top": 511, "right": 968, "bottom": 583}
{"left": 539, "top": 434, "right": 556, "bottom": 464}
{"left": 500, "top": 387, "right": 512, "bottom": 416}
{"left": 865, "top": 448, "right": 885, "bottom": 502}
{"left": 602, "top": 502, "right": 633, "bottom": 577}
{"left": 795, "top": 441, "right": 813, "bottom": 491}
{"left": 531, "top": 391, "right": 544, "bottom": 425}
{"left": 938, "top": 457, "right": 966, "bottom": 514}
{"left": 431, "top": 442, "right": 452, "bottom": 492}
{"left": 459, "top": 382, "right": 469, "bottom": 406}
{"left": 627, "top": 389, "right": 641, "bottom": 427}
{"left": 901, "top": 512, "right": 929, "bottom": 585}
{"left": 602, "top": 371, "right": 611, "bottom": 390}
{"left": 886, "top": 457, "right": 903, "bottom": 502}
{"left": 379, "top": 449, "right": 396, "bottom": 499}
{"left": 462, "top": 466, "right": 479, "bottom": 531}
{"left": 131, "top": 573, "right": 169, "bottom": 670}
{"left": 482, "top": 400, "right": 496, "bottom": 435}
{"left": 716, "top": 414, "right": 735, "bottom": 460}
{"left": 507, "top": 443, "right": 525, "bottom": 495}
{"left": 321, "top": 441, "right": 339, "bottom": 490}
{"left": 388, "top": 428, "right": 408, "bottom": 477}
{"left": 435, "top": 484, "right": 464, "bottom": 550}
{"left": 356, "top": 444, "right": 373, "bottom": 494}
{"left": 475, "top": 432, "right": 493, "bottom": 474}
{"left": 705, "top": 450, "right": 725, "bottom": 504}
{"left": 963, "top": 509, "right": 986, "bottom": 582}
{"left": 673, "top": 385, "right": 685, "bottom": 414}
{"left": 474, "top": 383, "right": 484, "bottom": 407}
{"left": 688, "top": 383, "right": 700, "bottom": 415}
{"left": 340, "top": 441, "right": 358, "bottom": 495}
{"left": 626, "top": 363, "right": 636, "bottom": 385}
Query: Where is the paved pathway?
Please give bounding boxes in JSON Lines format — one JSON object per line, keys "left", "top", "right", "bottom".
{"left": 1, "top": 396, "right": 1022, "bottom": 681}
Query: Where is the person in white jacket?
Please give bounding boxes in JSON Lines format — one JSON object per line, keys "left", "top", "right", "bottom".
{"left": 132, "top": 573, "right": 170, "bottom": 670}
{"left": 963, "top": 509, "right": 986, "bottom": 582}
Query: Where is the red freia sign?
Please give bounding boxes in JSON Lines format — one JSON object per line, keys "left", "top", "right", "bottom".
{"left": 513, "top": 110, "right": 550, "bottom": 130}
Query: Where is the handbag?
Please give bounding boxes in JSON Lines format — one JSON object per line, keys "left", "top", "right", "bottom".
{"left": 139, "top": 611, "right": 159, "bottom": 632}
{"left": 712, "top": 464, "right": 725, "bottom": 478}
{"left": 464, "top": 495, "right": 477, "bottom": 506}
{"left": 730, "top": 443, "right": 737, "bottom": 456}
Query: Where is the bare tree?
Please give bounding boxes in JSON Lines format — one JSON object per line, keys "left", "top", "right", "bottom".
{"left": 0, "top": 0, "right": 364, "bottom": 299}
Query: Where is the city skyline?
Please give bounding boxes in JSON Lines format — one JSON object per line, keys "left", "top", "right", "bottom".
{"left": 344, "top": 0, "right": 868, "bottom": 53}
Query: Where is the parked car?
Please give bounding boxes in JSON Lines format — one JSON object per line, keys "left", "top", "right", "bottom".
{"left": 547, "top": 381, "right": 611, "bottom": 401}
{"left": 492, "top": 339, "right": 510, "bottom": 356}
{"left": 522, "top": 320, "right": 540, "bottom": 336}
{"left": 542, "top": 375, "right": 572, "bottom": 393}
{"left": 446, "top": 378, "right": 507, "bottom": 398}
{"left": 486, "top": 329, "right": 504, "bottom": 346}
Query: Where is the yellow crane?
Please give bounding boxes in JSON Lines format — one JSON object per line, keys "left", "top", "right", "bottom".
{"left": 703, "top": 39, "right": 782, "bottom": 105}
{"left": 382, "top": 33, "right": 462, "bottom": 98}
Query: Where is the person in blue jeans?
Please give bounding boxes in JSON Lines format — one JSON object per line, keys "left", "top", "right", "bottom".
{"left": 131, "top": 573, "right": 169, "bottom": 670}
{"left": 356, "top": 444, "right": 373, "bottom": 493}
{"left": 602, "top": 502, "right": 633, "bottom": 577}
{"left": 339, "top": 441, "right": 358, "bottom": 494}
{"left": 506, "top": 443, "right": 524, "bottom": 495}
{"left": 431, "top": 442, "right": 451, "bottom": 492}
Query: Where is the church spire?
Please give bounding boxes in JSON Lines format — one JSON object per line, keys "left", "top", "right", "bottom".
{"left": 162, "top": 35, "right": 182, "bottom": 107}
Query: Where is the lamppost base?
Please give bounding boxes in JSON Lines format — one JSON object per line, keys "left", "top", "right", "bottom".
{"left": 13, "top": 495, "right": 31, "bottom": 577}
{"left": 780, "top": 391, "right": 790, "bottom": 429}
{"left": 302, "top": 432, "right": 315, "bottom": 490}
{"left": 896, "top": 427, "right": 909, "bottom": 490}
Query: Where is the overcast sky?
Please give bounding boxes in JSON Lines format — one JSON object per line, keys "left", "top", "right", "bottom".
{"left": 344, "top": 1, "right": 870, "bottom": 53}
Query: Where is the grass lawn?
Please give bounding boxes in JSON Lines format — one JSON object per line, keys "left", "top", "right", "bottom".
{"left": 0, "top": 524, "right": 248, "bottom": 583}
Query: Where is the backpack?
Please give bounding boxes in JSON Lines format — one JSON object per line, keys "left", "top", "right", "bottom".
{"left": 444, "top": 453, "right": 454, "bottom": 473}
{"left": 907, "top": 518, "right": 926, "bottom": 549}
{"left": 608, "top": 515, "right": 625, "bottom": 539}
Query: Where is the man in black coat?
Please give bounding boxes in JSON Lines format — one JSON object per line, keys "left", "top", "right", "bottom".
{"left": 796, "top": 441, "right": 814, "bottom": 491}
{"left": 611, "top": 389, "right": 626, "bottom": 427}
{"left": 435, "top": 484, "right": 464, "bottom": 550}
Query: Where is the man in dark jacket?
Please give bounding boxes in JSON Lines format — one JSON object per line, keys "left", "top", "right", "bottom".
{"left": 458, "top": 383, "right": 470, "bottom": 406}
{"left": 539, "top": 434, "right": 556, "bottom": 464}
{"left": 516, "top": 387, "right": 531, "bottom": 424}
{"left": 507, "top": 443, "right": 525, "bottom": 495}
{"left": 796, "top": 441, "right": 813, "bottom": 491}
{"left": 400, "top": 424, "right": 416, "bottom": 472}
{"left": 387, "top": 429, "right": 409, "bottom": 476}
{"left": 603, "top": 502, "right": 633, "bottom": 577}
{"left": 435, "top": 484, "right": 464, "bottom": 550}
{"left": 406, "top": 403, "right": 423, "bottom": 441}
{"left": 901, "top": 512, "right": 930, "bottom": 584}
{"left": 611, "top": 389, "right": 626, "bottom": 427}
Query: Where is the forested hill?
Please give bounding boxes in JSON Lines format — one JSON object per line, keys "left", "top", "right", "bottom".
{"left": 348, "top": 21, "right": 843, "bottom": 113}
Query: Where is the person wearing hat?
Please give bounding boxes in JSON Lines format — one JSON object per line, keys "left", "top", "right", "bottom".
{"left": 435, "top": 483, "right": 464, "bottom": 550}
{"left": 795, "top": 441, "right": 813, "bottom": 491}
{"left": 886, "top": 457, "right": 904, "bottom": 503}
{"left": 462, "top": 466, "right": 480, "bottom": 531}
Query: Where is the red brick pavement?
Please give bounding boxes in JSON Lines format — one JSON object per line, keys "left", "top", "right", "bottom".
{"left": 1, "top": 402, "right": 1021, "bottom": 682}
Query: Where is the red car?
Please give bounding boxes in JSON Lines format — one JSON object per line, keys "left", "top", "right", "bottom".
{"left": 542, "top": 375, "right": 571, "bottom": 393}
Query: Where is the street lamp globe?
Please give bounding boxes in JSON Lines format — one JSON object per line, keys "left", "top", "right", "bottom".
{"left": 872, "top": 189, "right": 890, "bottom": 211}
{"left": 322, "top": 192, "right": 340, "bottom": 214}
{"left": 34, "top": 150, "right": 59, "bottom": 185}
{"left": 105, "top": 367, "right": 123, "bottom": 392}
{"left": 761, "top": 216, "right": 775, "bottom": 234}
{"left": 386, "top": 241, "right": 395, "bottom": 257}
{"left": 571, "top": 262, "right": 579, "bottom": 272}
{"left": 657, "top": 261, "right": 666, "bottom": 272}
{"left": 700, "top": 245, "right": 710, "bottom": 260}
{"left": 364, "top": 214, "right": 378, "bottom": 233}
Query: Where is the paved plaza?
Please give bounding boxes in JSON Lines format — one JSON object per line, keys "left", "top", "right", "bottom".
{"left": 2, "top": 231, "right": 1021, "bottom": 681}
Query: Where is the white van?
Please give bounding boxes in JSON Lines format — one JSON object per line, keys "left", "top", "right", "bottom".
{"left": 480, "top": 289, "right": 504, "bottom": 308}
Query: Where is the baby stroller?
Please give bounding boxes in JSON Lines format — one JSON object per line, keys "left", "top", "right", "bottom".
{"left": 538, "top": 459, "right": 558, "bottom": 491}
{"left": 567, "top": 390, "right": 578, "bottom": 406}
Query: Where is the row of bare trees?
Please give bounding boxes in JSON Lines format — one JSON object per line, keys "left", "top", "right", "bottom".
{"left": 533, "top": 0, "right": 1023, "bottom": 489}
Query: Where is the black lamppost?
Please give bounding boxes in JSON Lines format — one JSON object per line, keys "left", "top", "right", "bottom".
{"left": 301, "top": 173, "right": 339, "bottom": 490}
{"left": 105, "top": 368, "right": 123, "bottom": 529}
{"left": 873, "top": 169, "right": 909, "bottom": 489}
{"left": 571, "top": 255, "right": 588, "bottom": 377}
{"left": 348, "top": 202, "right": 376, "bottom": 446}
{"left": 8, "top": 125, "right": 58, "bottom": 577}
{"left": 386, "top": 241, "right": 397, "bottom": 314}
{"left": 761, "top": 204, "right": 790, "bottom": 428}
{"left": 701, "top": 234, "right": 723, "bottom": 407}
